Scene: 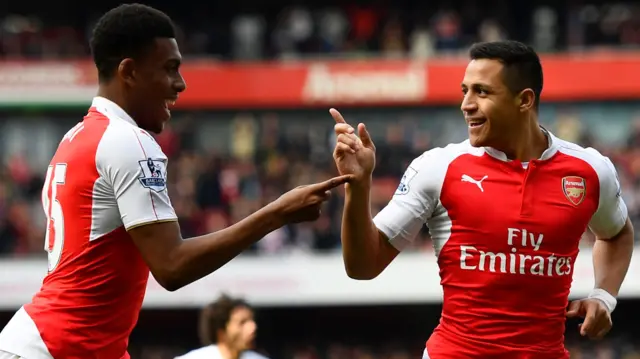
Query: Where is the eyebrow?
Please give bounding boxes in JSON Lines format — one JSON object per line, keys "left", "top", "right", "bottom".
{"left": 461, "top": 82, "right": 493, "bottom": 89}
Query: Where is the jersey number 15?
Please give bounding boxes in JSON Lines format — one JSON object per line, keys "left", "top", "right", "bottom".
{"left": 42, "top": 163, "right": 67, "bottom": 273}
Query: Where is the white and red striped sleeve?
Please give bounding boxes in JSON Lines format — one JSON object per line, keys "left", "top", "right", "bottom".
{"left": 585, "top": 149, "right": 628, "bottom": 238}
{"left": 373, "top": 142, "right": 473, "bottom": 252}
{"left": 96, "top": 123, "right": 177, "bottom": 230}
{"left": 373, "top": 150, "right": 442, "bottom": 251}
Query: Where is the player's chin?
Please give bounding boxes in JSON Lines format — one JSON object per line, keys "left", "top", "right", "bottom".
{"left": 239, "top": 342, "right": 254, "bottom": 351}
{"left": 244, "top": 337, "right": 256, "bottom": 349}
{"left": 150, "top": 109, "right": 170, "bottom": 133}
{"left": 146, "top": 122, "right": 165, "bottom": 134}
{"left": 469, "top": 136, "right": 487, "bottom": 147}
{"left": 468, "top": 124, "right": 490, "bottom": 147}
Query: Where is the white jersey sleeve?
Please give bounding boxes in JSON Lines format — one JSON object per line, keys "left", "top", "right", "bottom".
{"left": 587, "top": 152, "right": 628, "bottom": 239}
{"left": 373, "top": 150, "right": 444, "bottom": 251}
{"left": 96, "top": 124, "right": 177, "bottom": 230}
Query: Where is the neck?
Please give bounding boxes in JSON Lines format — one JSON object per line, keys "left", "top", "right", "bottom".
{"left": 217, "top": 342, "right": 241, "bottom": 359}
{"left": 97, "top": 83, "right": 133, "bottom": 118}
{"left": 499, "top": 114, "right": 548, "bottom": 161}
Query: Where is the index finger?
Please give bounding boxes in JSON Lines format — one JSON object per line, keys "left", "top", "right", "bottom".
{"left": 330, "top": 108, "right": 347, "bottom": 124}
{"left": 581, "top": 314, "right": 596, "bottom": 336}
{"left": 309, "top": 175, "right": 354, "bottom": 192}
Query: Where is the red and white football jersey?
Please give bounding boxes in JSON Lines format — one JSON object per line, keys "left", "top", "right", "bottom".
{"left": 0, "top": 97, "right": 177, "bottom": 359}
{"left": 373, "top": 130, "right": 627, "bottom": 359}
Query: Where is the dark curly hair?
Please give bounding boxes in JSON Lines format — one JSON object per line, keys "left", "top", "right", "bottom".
{"left": 199, "top": 294, "right": 252, "bottom": 345}
{"left": 90, "top": 3, "right": 176, "bottom": 82}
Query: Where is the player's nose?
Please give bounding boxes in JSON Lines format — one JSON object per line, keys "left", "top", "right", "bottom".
{"left": 173, "top": 75, "right": 187, "bottom": 93}
{"left": 461, "top": 99, "right": 478, "bottom": 114}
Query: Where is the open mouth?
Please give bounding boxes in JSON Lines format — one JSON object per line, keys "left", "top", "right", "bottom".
{"left": 467, "top": 119, "right": 486, "bottom": 128}
{"left": 164, "top": 99, "right": 176, "bottom": 108}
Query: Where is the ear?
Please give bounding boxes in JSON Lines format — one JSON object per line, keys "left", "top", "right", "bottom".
{"left": 117, "top": 58, "right": 136, "bottom": 87}
{"left": 516, "top": 88, "right": 536, "bottom": 112}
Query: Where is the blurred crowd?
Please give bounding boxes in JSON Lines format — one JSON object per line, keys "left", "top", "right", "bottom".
{"left": 1, "top": 1, "right": 640, "bottom": 357}
{"left": 2, "top": 0, "right": 640, "bottom": 60}
{"left": 2, "top": 103, "right": 640, "bottom": 257}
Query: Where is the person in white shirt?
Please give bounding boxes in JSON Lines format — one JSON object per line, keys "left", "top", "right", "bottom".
{"left": 175, "top": 295, "right": 269, "bottom": 359}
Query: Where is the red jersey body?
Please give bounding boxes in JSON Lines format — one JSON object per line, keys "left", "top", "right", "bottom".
{"left": 373, "top": 130, "right": 627, "bottom": 359}
{"left": 0, "top": 97, "right": 177, "bottom": 359}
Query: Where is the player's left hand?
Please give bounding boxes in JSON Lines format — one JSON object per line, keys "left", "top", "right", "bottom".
{"left": 566, "top": 298, "right": 612, "bottom": 340}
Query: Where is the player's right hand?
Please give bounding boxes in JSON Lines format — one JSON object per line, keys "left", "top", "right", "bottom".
{"left": 330, "top": 108, "right": 376, "bottom": 184}
{"left": 272, "top": 174, "right": 354, "bottom": 224}
{"left": 566, "top": 298, "right": 613, "bottom": 340}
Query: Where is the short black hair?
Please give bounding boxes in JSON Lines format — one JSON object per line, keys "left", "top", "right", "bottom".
{"left": 469, "top": 40, "right": 543, "bottom": 109}
{"left": 90, "top": 3, "right": 176, "bottom": 82}
{"left": 199, "top": 294, "right": 252, "bottom": 345}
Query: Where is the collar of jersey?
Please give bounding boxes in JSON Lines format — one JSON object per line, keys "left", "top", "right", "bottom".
{"left": 482, "top": 126, "right": 559, "bottom": 162}
{"left": 91, "top": 96, "right": 138, "bottom": 127}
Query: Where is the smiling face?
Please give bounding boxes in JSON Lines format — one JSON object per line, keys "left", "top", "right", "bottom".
{"left": 119, "top": 38, "right": 186, "bottom": 134}
{"left": 460, "top": 58, "right": 523, "bottom": 148}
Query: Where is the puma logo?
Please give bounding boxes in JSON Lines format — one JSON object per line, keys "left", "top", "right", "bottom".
{"left": 461, "top": 174, "right": 488, "bottom": 192}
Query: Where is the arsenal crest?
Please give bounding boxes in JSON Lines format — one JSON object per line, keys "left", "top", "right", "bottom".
{"left": 562, "top": 176, "right": 586, "bottom": 206}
